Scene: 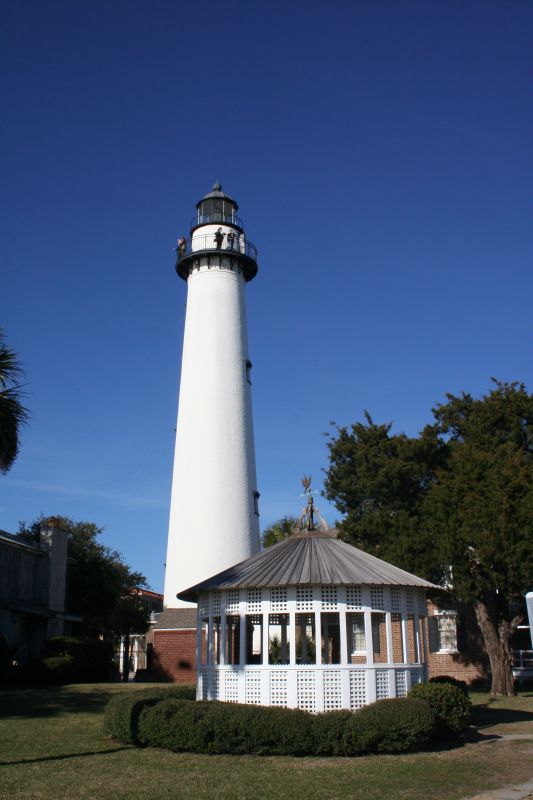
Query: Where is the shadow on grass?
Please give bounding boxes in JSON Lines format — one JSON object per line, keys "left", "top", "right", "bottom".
{"left": 0, "top": 686, "right": 113, "bottom": 719}
{"left": 0, "top": 746, "right": 131, "bottom": 767}
{"left": 471, "top": 706, "right": 533, "bottom": 728}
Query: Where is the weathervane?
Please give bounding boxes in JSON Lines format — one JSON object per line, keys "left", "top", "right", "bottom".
{"left": 295, "top": 475, "right": 329, "bottom": 532}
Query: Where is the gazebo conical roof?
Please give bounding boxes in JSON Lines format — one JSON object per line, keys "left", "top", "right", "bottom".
{"left": 177, "top": 529, "right": 437, "bottom": 603}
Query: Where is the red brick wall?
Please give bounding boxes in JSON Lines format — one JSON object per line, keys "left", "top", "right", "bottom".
{"left": 152, "top": 629, "right": 196, "bottom": 683}
{"left": 426, "top": 598, "right": 489, "bottom": 685}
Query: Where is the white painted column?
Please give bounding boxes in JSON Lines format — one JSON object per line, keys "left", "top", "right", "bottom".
{"left": 339, "top": 587, "right": 350, "bottom": 709}
{"left": 384, "top": 587, "right": 395, "bottom": 698}
{"left": 363, "top": 587, "right": 376, "bottom": 703}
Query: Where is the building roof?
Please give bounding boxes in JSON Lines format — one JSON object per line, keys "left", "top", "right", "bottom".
{"left": 177, "top": 530, "right": 438, "bottom": 602}
{"left": 0, "top": 529, "right": 44, "bottom": 554}
{"left": 196, "top": 182, "right": 238, "bottom": 208}
{"left": 153, "top": 608, "right": 197, "bottom": 629}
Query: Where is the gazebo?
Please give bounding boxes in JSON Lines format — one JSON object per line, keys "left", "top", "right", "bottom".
{"left": 178, "top": 492, "right": 437, "bottom": 713}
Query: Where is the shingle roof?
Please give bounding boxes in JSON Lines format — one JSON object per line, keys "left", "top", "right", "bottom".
{"left": 177, "top": 530, "right": 437, "bottom": 602}
{"left": 153, "top": 608, "right": 197, "bottom": 629}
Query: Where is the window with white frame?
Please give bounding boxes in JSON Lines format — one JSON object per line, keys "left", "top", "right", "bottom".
{"left": 347, "top": 612, "right": 366, "bottom": 654}
{"left": 428, "top": 612, "right": 458, "bottom": 653}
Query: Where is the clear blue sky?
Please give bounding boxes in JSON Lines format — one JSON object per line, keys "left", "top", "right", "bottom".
{"left": 2, "top": 0, "right": 531, "bottom": 592}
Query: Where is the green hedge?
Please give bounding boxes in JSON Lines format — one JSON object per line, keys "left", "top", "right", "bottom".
{"left": 409, "top": 681, "right": 471, "bottom": 736}
{"left": 342, "top": 697, "right": 435, "bottom": 753}
{"left": 138, "top": 699, "right": 319, "bottom": 756}
{"left": 103, "top": 686, "right": 196, "bottom": 744}
{"left": 115, "top": 696, "right": 436, "bottom": 757}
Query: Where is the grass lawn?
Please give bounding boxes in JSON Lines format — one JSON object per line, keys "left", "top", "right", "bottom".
{"left": 1, "top": 684, "right": 532, "bottom": 800}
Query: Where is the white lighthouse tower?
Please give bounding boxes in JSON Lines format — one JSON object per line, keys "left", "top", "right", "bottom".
{"left": 163, "top": 184, "right": 261, "bottom": 608}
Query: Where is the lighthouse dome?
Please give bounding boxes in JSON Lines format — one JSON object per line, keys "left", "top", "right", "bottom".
{"left": 193, "top": 182, "right": 241, "bottom": 231}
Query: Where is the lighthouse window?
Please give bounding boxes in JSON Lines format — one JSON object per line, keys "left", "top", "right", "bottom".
{"left": 245, "top": 359, "right": 252, "bottom": 385}
{"left": 253, "top": 490, "right": 260, "bottom": 516}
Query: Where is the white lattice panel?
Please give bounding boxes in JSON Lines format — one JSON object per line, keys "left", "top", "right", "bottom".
{"left": 247, "top": 588, "right": 262, "bottom": 612}
{"left": 225, "top": 671, "right": 239, "bottom": 703}
{"left": 211, "top": 591, "right": 221, "bottom": 615}
{"left": 323, "top": 670, "right": 342, "bottom": 710}
{"left": 417, "top": 590, "right": 427, "bottom": 616}
{"left": 406, "top": 589, "right": 415, "bottom": 613}
{"left": 226, "top": 589, "right": 240, "bottom": 613}
{"left": 296, "top": 586, "right": 313, "bottom": 611}
{"left": 270, "top": 670, "right": 288, "bottom": 706}
{"left": 346, "top": 586, "right": 362, "bottom": 610}
{"left": 395, "top": 670, "right": 407, "bottom": 697}
{"left": 376, "top": 670, "right": 389, "bottom": 700}
{"left": 198, "top": 594, "right": 209, "bottom": 617}
{"left": 245, "top": 672, "right": 262, "bottom": 704}
{"left": 390, "top": 587, "right": 402, "bottom": 613}
{"left": 297, "top": 671, "right": 316, "bottom": 712}
{"left": 211, "top": 671, "right": 220, "bottom": 700}
{"left": 349, "top": 671, "right": 366, "bottom": 709}
{"left": 370, "top": 587, "right": 384, "bottom": 610}
{"left": 270, "top": 587, "right": 287, "bottom": 612}
{"left": 321, "top": 585, "right": 338, "bottom": 610}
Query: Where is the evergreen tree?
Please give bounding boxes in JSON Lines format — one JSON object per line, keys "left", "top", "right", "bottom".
{"left": 324, "top": 381, "right": 533, "bottom": 696}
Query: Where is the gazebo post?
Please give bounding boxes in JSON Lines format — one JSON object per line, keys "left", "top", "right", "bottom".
{"left": 363, "top": 587, "right": 376, "bottom": 703}
{"left": 339, "top": 586, "right": 350, "bottom": 708}
{"left": 384, "top": 587, "right": 395, "bottom": 697}
{"left": 238, "top": 603, "right": 246, "bottom": 703}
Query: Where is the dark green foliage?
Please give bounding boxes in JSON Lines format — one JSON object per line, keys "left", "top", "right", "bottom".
{"left": 312, "top": 710, "right": 353, "bottom": 756}
{"left": 41, "top": 655, "right": 75, "bottom": 683}
{"left": 409, "top": 682, "right": 471, "bottom": 736}
{"left": 118, "top": 696, "right": 436, "bottom": 756}
{"left": 0, "top": 329, "right": 29, "bottom": 473}
{"left": 429, "top": 675, "right": 469, "bottom": 697}
{"left": 342, "top": 698, "right": 436, "bottom": 753}
{"left": 104, "top": 687, "right": 196, "bottom": 743}
{"left": 18, "top": 515, "right": 149, "bottom": 642}
{"left": 324, "top": 381, "right": 533, "bottom": 695}
{"left": 44, "top": 636, "right": 114, "bottom": 682}
{"left": 261, "top": 516, "right": 298, "bottom": 548}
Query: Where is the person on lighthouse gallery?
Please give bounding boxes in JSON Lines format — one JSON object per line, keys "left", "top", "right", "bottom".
{"left": 214, "top": 227, "right": 225, "bottom": 249}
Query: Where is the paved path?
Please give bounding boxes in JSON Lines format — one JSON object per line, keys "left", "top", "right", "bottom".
{"left": 462, "top": 733, "right": 533, "bottom": 800}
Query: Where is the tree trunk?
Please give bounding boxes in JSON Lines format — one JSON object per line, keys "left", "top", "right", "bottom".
{"left": 473, "top": 599, "right": 517, "bottom": 696}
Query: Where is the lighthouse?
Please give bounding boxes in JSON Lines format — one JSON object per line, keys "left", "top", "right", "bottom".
{"left": 163, "top": 184, "right": 261, "bottom": 608}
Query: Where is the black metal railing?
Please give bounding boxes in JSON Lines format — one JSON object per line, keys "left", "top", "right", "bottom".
{"left": 190, "top": 212, "right": 244, "bottom": 229}
{"left": 175, "top": 233, "right": 257, "bottom": 263}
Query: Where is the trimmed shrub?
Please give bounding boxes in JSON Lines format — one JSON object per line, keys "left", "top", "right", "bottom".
{"left": 138, "top": 700, "right": 317, "bottom": 756}
{"left": 429, "top": 675, "right": 469, "bottom": 697}
{"left": 132, "top": 696, "right": 435, "bottom": 757}
{"left": 409, "top": 681, "right": 471, "bottom": 736}
{"left": 104, "top": 686, "right": 196, "bottom": 743}
{"left": 342, "top": 698, "right": 436, "bottom": 754}
{"left": 42, "top": 655, "right": 76, "bottom": 683}
{"left": 44, "top": 636, "right": 114, "bottom": 682}
{"left": 312, "top": 711, "right": 353, "bottom": 756}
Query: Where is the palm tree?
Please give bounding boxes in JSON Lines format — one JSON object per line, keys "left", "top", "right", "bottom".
{"left": 0, "top": 330, "right": 29, "bottom": 473}
{"left": 261, "top": 515, "right": 298, "bottom": 548}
